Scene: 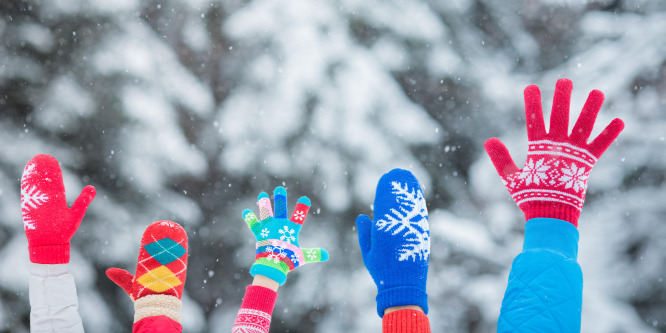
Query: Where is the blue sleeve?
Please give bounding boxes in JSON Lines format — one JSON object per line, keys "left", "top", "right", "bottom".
{"left": 497, "top": 218, "right": 582, "bottom": 333}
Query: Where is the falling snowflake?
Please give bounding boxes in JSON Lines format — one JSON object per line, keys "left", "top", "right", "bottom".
{"left": 290, "top": 254, "right": 300, "bottom": 265}
{"left": 306, "top": 249, "right": 317, "bottom": 261}
{"left": 375, "top": 181, "right": 430, "bottom": 262}
{"left": 558, "top": 162, "right": 588, "bottom": 192}
{"left": 260, "top": 228, "right": 270, "bottom": 238}
{"left": 293, "top": 210, "right": 305, "bottom": 221}
{"left": 518, "top": 158, "right": 550, "bottom": 185}
{"left": 265, "top": 245, "right": 287, "bottom": 264}
{"left": 278, "top": 226, "right": 296, "bottom": 243}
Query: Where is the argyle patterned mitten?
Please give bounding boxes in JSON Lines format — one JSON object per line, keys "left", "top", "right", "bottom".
{"left": 106, "top": 221, "right": 188, "bottom": 324}
{"left": 243, "top": 186, "right": 329, "bottom": 285}
{"left": 356, "top": 168, "right": 430, "bottom": 317}
{"left": 21, "top": 154, "right": 96, "bottom": 264}
{"left": 485, "top": 78, "right": 624, "bottom": 226}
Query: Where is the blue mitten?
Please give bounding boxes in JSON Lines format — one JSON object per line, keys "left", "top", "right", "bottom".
{"left": 356, "top": 168, "right": 430, "bottom": 317}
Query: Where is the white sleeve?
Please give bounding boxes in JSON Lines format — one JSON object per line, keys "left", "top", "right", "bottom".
{"left": 29, "top": 263, "right": 84, "bottom": 333}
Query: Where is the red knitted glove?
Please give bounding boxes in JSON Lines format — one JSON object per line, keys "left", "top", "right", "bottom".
{"left": 106, "top": 221, "right": 188, "bottom": 324}
{"left": 21, "top": 154, "right": 96, "bottom": 264}
{"left": 484, "top": 79, "right": 624, "bottom": 226}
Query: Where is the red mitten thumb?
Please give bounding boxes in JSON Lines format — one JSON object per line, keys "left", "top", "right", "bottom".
{"left": 106, "top": 268, "right": 135, "bottom": 300}
{"left": 69, "top": 185, "right": 96, "bottom": 224}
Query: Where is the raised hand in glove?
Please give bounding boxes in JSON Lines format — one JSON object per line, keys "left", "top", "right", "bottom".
{"left": 485, "top": 78, "right": 624, "bottom": 226}
{"left": 106, "top": 221, "right": 188, "bottom": 324}
{"left": 21, "top": 154, "right": 96, "bottom": 264}
{"left": 242, "top": 186, "right": 329, "bottom": 285}
{"left": 356, "top": 168, "right": 430, "bottom": 317}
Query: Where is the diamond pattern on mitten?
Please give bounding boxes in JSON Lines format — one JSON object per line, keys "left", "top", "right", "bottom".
{"left": 135, "top": 232, "right": 188, "bottom": 299}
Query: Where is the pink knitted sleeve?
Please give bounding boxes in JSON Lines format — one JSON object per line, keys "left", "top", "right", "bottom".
{"left": 232, "top": 285, "right": 278, "bottom": 333}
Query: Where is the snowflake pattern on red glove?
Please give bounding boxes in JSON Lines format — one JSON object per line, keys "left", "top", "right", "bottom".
{"left": 485, "top": 79, "right": 624, "bottom": 226}
{"left": 503, "top": 140, "right": 597, "bottom": 210}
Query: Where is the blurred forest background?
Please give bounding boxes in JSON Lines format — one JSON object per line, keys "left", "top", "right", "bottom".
{"left": 1, "top": 0, "right": 665, "bottom": 332}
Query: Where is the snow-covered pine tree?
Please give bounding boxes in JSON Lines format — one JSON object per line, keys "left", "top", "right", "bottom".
{"left": 1, "top": 0, "right": 665, "bottom": 332}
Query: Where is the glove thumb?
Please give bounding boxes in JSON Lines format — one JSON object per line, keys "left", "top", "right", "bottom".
{"left": 355, "top": 215, "right": 373, "bottom": 261}
{"left": 70, "top": 185, "right": 96, "bottom": 224}
{"left": 106, "top": 267, "right": 135, "bottom": 299}
{"left": 484, "top": 138, "right": 519, "bottom": 177}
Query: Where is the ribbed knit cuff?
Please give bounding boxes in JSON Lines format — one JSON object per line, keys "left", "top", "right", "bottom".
{"left": 521, "top": 201, "right": 580, "bottom": 227}
{"left": 241, "top": 285, "right": 278, "bottom": 314}
{"left": 382, "top": 309, "right": 431, "bottom": 333}
{"left": 134, "top": 294, "right": 182, "bottom": 323}
{"left": 29, "top": 244, "right": 70, "bottom": 264}
{"left": 376, "top": 286, "right": 428, "bottom": 318}
{"left": 232, "top": 286, "right": 278, "bottom": 333}
{"left": 524, "top": 218, "right": 580, "bottom": 259}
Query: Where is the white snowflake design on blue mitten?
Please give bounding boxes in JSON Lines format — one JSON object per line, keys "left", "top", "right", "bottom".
{"left": 376, "top": 181, "right": 430, "bottom": 262}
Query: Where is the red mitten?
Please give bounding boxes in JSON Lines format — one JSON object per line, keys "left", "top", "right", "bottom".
{"left": 21, "top": 154, "right": 96, "bottom": 264}
{"left": 106, "top": 221, "right": 188, "bottom": 324}
{"left": 485, "top": 79, "right": 624, "bottom": 226}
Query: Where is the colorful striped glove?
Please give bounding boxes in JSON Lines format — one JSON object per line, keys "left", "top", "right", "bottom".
{"left": 242, "top": 187, "right": 329, "bottom": 285}
{"left": 485, "top": 79, "right": 624, "bottom": 226}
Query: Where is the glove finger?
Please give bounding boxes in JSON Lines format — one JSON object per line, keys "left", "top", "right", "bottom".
{"left": 484, "top": 138, "right": 520, "bottom": 177}
{"left": 69, "top": 185, "right": 96, "bottom": 224}
{"left": 289, "top": 196, "right": 311, "bottom": 225}
{"left": 355, "top": 215, "right": 373, "bottom": 260}
{"left": 548, "top": 78, "right": 573, "bottom": 139}
{"left": 106, "top": 268, "right": 134, "bottom": 298}
{"left": 257, "top": 192, "right": 273, "bottom": 222}
{"left": 242, "top": 209, "right": 261, "bottom": 235}
{"left": 273, "top": 187, "right": 288, "bottom": 219}
{"left": 587, "top": 118, "right": 625, "bottom": 158}
{"left": 570, "top": 89, "right": 604, "bottom": 144}
{"left": 301, "top": 247, "right": 329, "bottom": 264}
{"left": 523, "top": 84, "right": 546, "bottom": 141}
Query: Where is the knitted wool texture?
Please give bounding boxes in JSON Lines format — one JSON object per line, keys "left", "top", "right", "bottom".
{"left": 242, "top": 186, "right": 328, "bottom": 285}
{"left": 383, "top": 309, "right": 431, "bottom": 333}
{"left": 106, "top": 221, "right": 188, "bottom": 323}
{"left": 132, "top": 316, "right": 182, "bottom": 333}
{"left": 356, "top": 168, "right": 430, "bottom": 317}
{"left": 21, "top": 154, "right": 96, "bottom": 264}
{"left": 232, "top": 285, "right": 278, "bottom": 333}
{"left": 484, "top": 79, "right": 624, "bottom": 226}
